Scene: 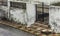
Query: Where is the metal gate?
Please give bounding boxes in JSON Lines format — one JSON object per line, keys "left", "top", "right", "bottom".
{"left": 36, "top": 3, "right": 49, "bottom": 24}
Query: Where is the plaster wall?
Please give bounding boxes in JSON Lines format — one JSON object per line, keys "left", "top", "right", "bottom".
{"left": 49, "top": 6, "right": 60, "bottom": 33}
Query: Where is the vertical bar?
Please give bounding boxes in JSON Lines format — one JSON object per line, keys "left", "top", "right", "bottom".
{"left": 36, "top": 4, "right": 38, "bottom": 21}
{"left": 42, "top": 2, "right": 44, "bottom": 22}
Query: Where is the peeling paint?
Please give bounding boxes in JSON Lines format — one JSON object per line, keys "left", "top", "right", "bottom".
{"left": 49, "top": 6, "right": 60, "bottom": 33}
{"left": 0, "top": 3, "right": 36, "bottom": 27}
{"left": 9, "top": 3, "right": 36, "bottom": 27}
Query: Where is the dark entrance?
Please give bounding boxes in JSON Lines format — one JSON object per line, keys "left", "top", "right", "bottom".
{"left": 36, "top": 3, "right": 49, "bottom": 24}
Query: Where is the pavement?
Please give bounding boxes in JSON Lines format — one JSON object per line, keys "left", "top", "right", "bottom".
{"left": 0, "top": 24, "right": 35, "bottom": 36}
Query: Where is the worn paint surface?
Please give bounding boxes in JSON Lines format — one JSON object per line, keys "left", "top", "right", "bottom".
{"left": 26, "top": 3, "right": 36, "bottom": 27}
{"left": 0, "top": 6, "right": 8, "bottom": 18}
{"left": 10, "top": 8, "right": 26, "bottom": 24}
{"left": 0, "top": 3, "right": 36, "bottom": 27}
{"left": 9, "top": 3, "right": 36, "bottom": 27}
{"left": 49, "top": 6, "right": 60, "bottom": 33}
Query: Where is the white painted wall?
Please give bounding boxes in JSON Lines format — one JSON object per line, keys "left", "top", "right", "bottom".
{"left": 49, "top": 6, "right": 60, "bottom": 33}
{"left": 9, "top": 3, "right": 36, "bottom": 27}
{"left": 26, "top": 3, "right": 36, "bottom": 27}
{"left": 10, "top": 8, "right": 26, "bottom": 24}
{"left": 0, "top": 3, "right": 36, "bottom": 27}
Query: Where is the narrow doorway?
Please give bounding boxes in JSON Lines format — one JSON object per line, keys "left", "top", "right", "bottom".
{"left": 36, "top": 3, "right": 49, "bottom": 24}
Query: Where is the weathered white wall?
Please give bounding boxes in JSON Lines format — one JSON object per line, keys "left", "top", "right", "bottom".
{"left": 9, "top": 3, "right": 36, "bottom": 27}
{"left": 49, "top": 6, "right": 60, "bottom": 33}
{"left": 0, "top": 5, "right": 8, "bottom": 18}
{"left": 10, "top": 8, "right": 26, "bottom": 24}
{"left": 0, "top": 3, "right": 36, "bottom": 27}
{"left": 26, "top": 3, "right": 36, "bottom": 27}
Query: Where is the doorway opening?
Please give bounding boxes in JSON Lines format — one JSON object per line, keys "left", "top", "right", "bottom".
{"left": 36, "top": 3, "right": 49, "bottom": 24}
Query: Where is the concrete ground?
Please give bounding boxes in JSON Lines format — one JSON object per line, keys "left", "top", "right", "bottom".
{"left": 0, "top": 24, "right": 35, "bottom": 36}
